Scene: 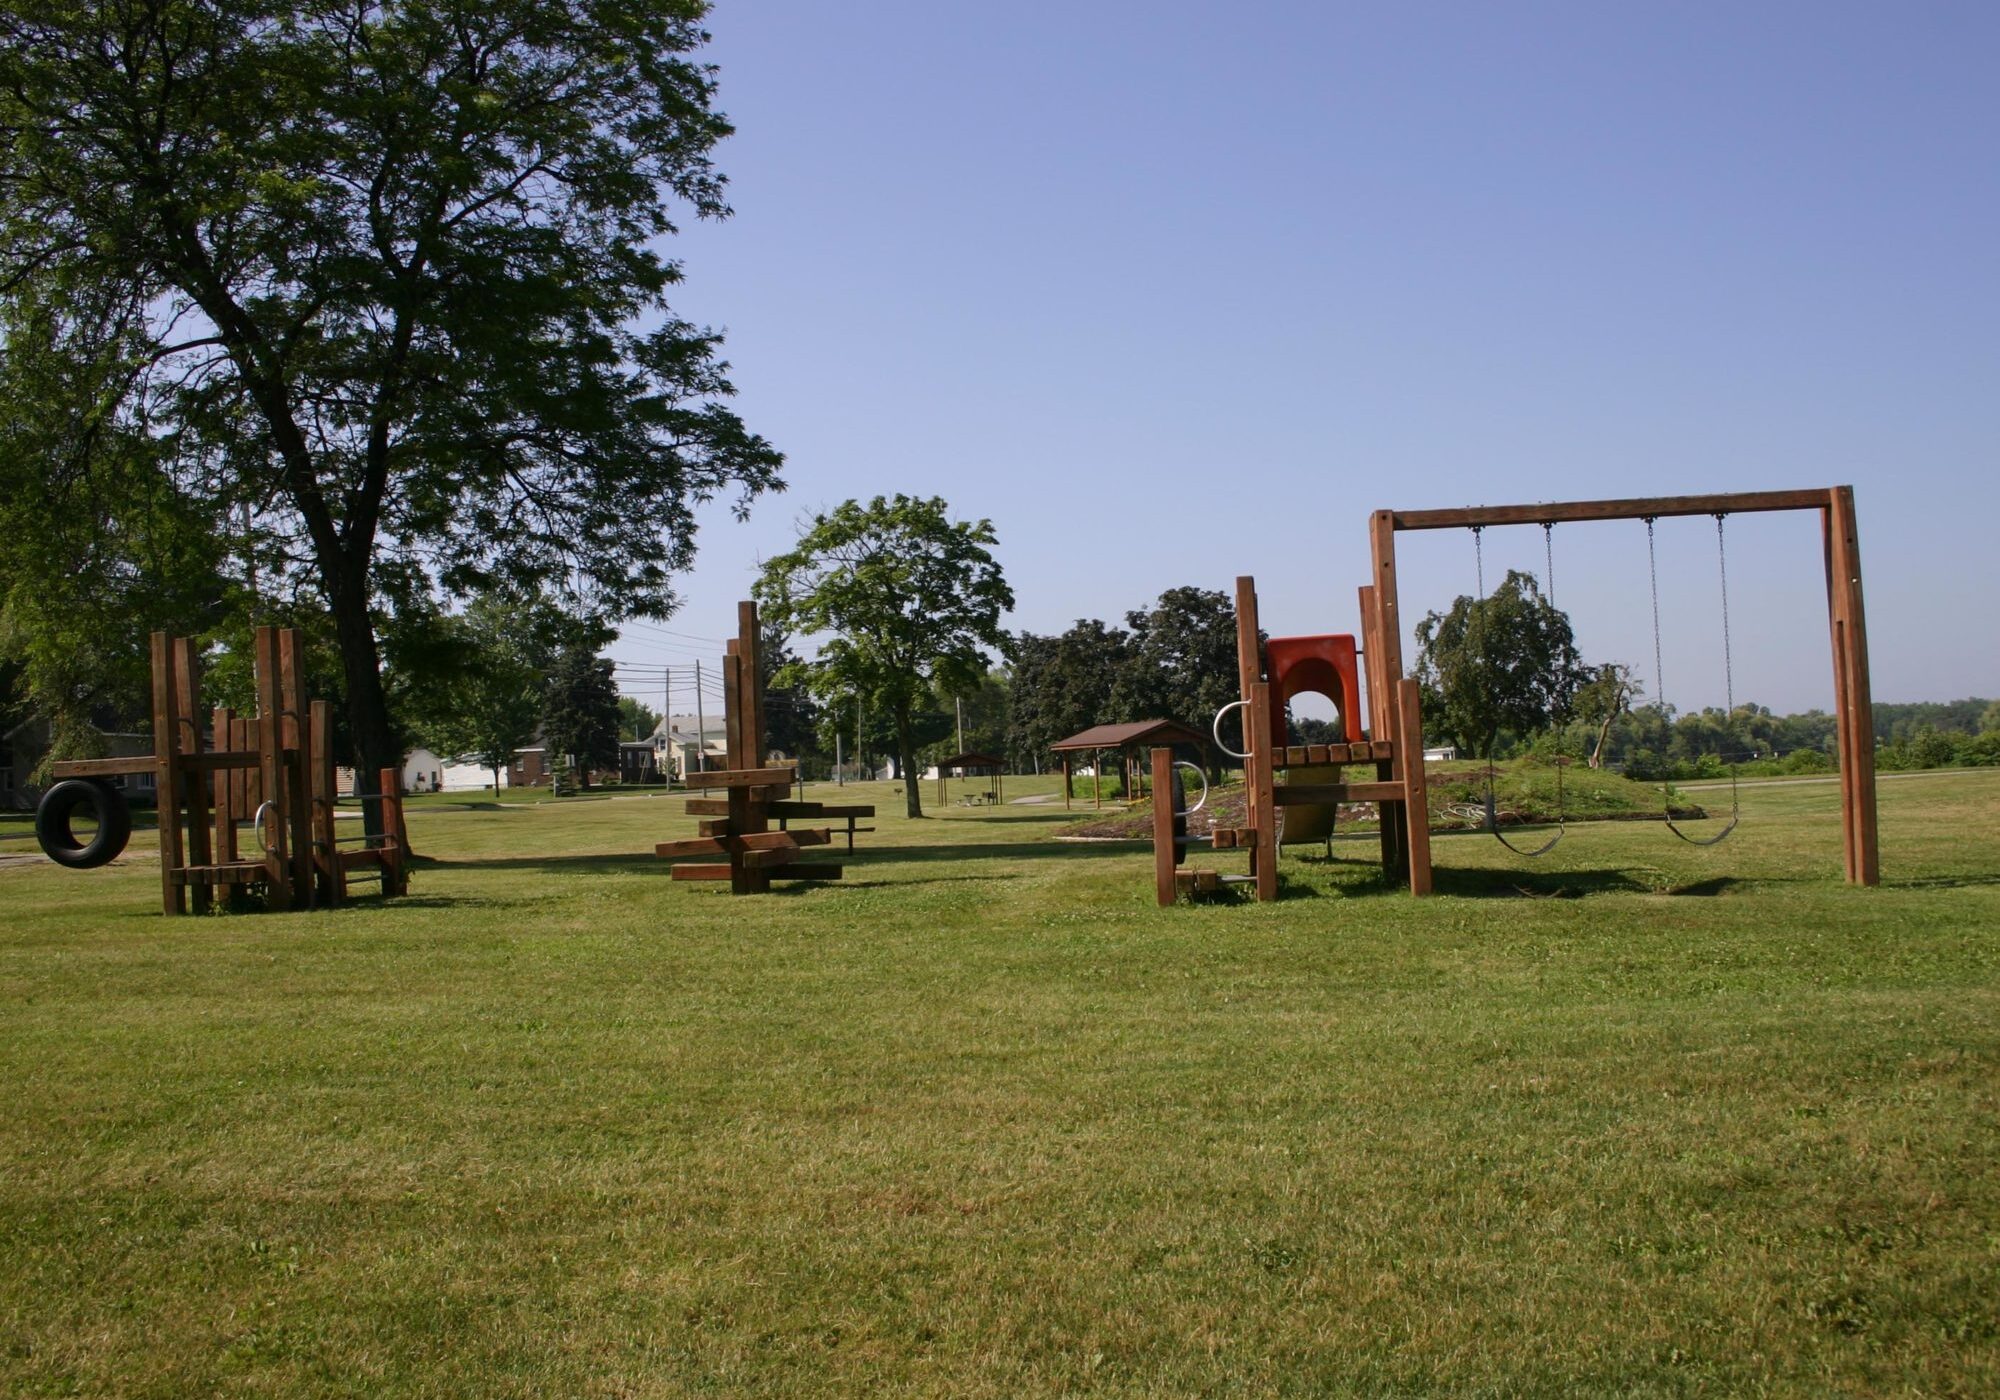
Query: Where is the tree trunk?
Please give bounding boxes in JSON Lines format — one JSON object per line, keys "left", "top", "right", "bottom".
{"left": 1590, "top": 714, "right": 1615, "bottom": 769}
{"left": 327, "top": 575, "right": 398, "bottom": 842}
{"left": 895, "top": 702, "right": 923, "bottom": 819}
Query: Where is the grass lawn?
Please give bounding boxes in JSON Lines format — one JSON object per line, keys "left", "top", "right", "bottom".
{"left": 2, "top": 772, "right": 1997, "bottom": 1395}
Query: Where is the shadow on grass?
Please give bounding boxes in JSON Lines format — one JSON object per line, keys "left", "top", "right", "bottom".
{"left": 437, "top": 838, "right": 1136, "bottom": 878}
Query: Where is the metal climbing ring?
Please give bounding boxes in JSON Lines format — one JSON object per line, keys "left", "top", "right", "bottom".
{"left": 1212, "top": 699, "right": 1252, "bottom": 761}
{"left": 1174, "top": 761, "right": 1210, "bottom": 816}
{"left": 252, "top": 800, "right": 279, "bottom": 855}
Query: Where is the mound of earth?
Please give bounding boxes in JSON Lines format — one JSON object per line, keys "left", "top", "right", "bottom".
{"left": 1057, "top": 760, "right": 1704, "bottom": 840}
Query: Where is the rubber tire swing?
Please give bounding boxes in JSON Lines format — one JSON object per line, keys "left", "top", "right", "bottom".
{"left": 35, "top": 779, "right": 134, "bottom": 869}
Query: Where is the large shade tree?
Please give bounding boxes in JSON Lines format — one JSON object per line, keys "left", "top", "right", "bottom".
{"left": 1413, "top": 569, "right": 1585, "bottom": 759}
{"left": 0, "top": 0, "right": 782, "bottom": 802}
{"left": 754, "top": 496, "right": 1013, "bottom": 819}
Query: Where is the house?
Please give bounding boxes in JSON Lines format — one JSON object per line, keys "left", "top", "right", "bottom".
{"left": 335, "top": 746, "right": 448, "bottom": 796}
{"left": 655, "top": 715, "right": 728, "bottom": 779}
{"left": 619, "top": 740, "right": 662, "bottom": 784}
{"left": 1, "top": 715, "right": 154, "bottom": 811}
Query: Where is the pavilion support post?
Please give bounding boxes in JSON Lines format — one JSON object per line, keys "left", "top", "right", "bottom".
{"left": 1063, "top": 754, "right": 1071, "bottom": 810}
{"left": 1825, "top": 487, "right": 1879, "bottom": 885}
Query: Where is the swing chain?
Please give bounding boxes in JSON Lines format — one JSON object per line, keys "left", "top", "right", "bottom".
{"left": 1472, "top": 524, "right": 1485, "bottom": 596}
{"left": 1644, "top": 516, "right": 1665, "bottom": 721}
{"left": 1541, "top": 521, "right": 1556, "bottom": 607}
{"left": 1714, "top": 513, "right": 1735, "bottom": 716}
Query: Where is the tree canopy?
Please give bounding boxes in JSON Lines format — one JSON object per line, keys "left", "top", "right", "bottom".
{"left": 541, "top": 640, "right": 621, "bottom": 791}
{"left": 0, "top": 0, "right": 780, "bottom": 790}
{"left": 1413, "top": 569, "right": 1584, "bottom": 758}
{"left": 753, "top": 496, "right": 1012, "bottom": 818}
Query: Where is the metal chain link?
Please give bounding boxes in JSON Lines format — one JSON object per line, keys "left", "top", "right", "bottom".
{"left": 1645, "top": 517, "right": 1665, "bottom": 713}
{"left": 1715, "top": 513, "right": 1735, "bottom": 715}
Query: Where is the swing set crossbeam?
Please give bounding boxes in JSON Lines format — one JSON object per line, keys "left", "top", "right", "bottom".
{"left": 1388, "top": 488, "right": 1838, "bottom": 532}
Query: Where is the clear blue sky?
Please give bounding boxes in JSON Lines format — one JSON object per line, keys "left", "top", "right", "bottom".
{"left": 613, "top": 0, "right": 1998, "bottom": 724}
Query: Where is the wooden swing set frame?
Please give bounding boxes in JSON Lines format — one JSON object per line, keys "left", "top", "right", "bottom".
{"left": 1366, "top": 486, "right": 1878, "bottom": 890}
{"left": 1155, "top": 486, "right": 1877, "bottom": 904}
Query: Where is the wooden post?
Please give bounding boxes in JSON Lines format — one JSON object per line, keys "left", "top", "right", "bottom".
{"left": 1399, "top": 679, "right": 1434, "bottom": 896}
{"left": 149, "top": 632, "right": 186, "bottom": 915}
{"left": 1369, "top": 513, "right": 1410, "bottom": 881}
{"left": 172, "top": 637, "right": 212, "bottom": 913}
{"left": 278, "top": 629, "right": 314, "bottom": 910}
{"left": 379, "top": 767, "right": 408, "bottom": 897}
{"left": 1062, "top": 753, "right": 1071, "bottom": 810}
{"left": 1151, "top": 747, "right": 1178, "bottom": 907}
{"left": 212, "top": 705, "right": 238, "bottom": 864}
{"left": 1357, "top": 585, "right": 1382, "bottom": 741}
{"left": 254, "top": 626, "right": 292, "bottom": 911}
{"left": 739, "top": 600, "right": 765, "bottom": 770}
{"left": 1234, "top": 577, "right": 1264, "bottom": 886}
{"left": 1826, "top": 487, "right": 1880, "bottom": 885}
{"left": 310, "top": 700, "right": 340, "bottom": 905}
{"left": 1248, "top": 680, "right": 1278, "bottom": 902}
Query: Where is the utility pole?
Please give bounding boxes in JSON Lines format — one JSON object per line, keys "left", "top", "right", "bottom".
{"left": 835, "top": 729, "right": 843, "bottom": 786}
{"left": 855, "top": 697, "right": 863, "bottom": 783}
{"left": 662, "top": 667, "right": 671, "bottom": 789}
{"left": 694, "top": 660, "right": 707, "bottom": 773}
{"left": 956, "top": 695, "right": 964, "bottom": 754}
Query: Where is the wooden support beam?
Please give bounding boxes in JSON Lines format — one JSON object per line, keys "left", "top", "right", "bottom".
{"left": 310, "top": 700, "right": 340, "bottom": 906}
{"left": 1152, "top": 747, "right": 1177, "bottom": 907}
{"left": 1825, "top": 487, "right": 1879, "bottom": 885}
{"left": 253, "top": 626, "right": 291, "bottom": 911}
{"left": 279, "top": 630, "right": 314, "bottom": 909}
{"left": 378, "top": 768, "right": 409, "bottom": 897}
{"left": 212, "top": 707, "right": 238, "bottom": 864}
{"left": 1399, "top": 679, "right": 1434, "bottom": 897}
{"left": 1369, "top": 514, "right": 1408, "bottom": 881}
{"left": 1272, "top": 782, "right": 1406, "bottom": 805}
{"left": 172, "top": 637, "right": 212, "bottom": 913}
{"left": 1389, "top": 489, "right": 1838, "bottom": 532}
{"left": 670, "top": 860, "right": 842, "bottom": 882}
{"left": 680, "top": 766, "right": 798, "bottom": 789}
{"left": 656, "top": 830, "right": 824, "bottom": 859}
{"left": 173, "top": 862, "right": 269, "bottom": 885}
{"left": 150, "top": 632, "right": 185, "bottom": 916}
{"left": 1248, "top": 679, "right": 1277, "bottom": 902}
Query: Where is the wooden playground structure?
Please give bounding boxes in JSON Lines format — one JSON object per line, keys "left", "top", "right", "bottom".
{"left": 654, "top": 601, "right": 872, "bottom": 891}
{"left": 38, "top": 626, "right": 408, "bottom": 913}
{"left": 1155, "top": 487, "right": 1879, "bottom": 903}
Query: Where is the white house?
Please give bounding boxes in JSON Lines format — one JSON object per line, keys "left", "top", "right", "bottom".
{"left": 337, "top": 746, "right": 448, "bottom": 796}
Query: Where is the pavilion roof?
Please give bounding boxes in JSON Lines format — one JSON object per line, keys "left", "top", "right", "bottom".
{"left": 936, "top": 751, "right": 1007, "bottom": 772}
{"left": 1049, "top": 719, "right": 1207, "bottom": 753}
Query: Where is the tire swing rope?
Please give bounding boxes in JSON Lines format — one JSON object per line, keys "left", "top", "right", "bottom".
{"left": 1645, "top": 514, "right": 1740, "bottom": 847}
{"left": 1477, "top": 522, "right": 1566, "bottom": 859}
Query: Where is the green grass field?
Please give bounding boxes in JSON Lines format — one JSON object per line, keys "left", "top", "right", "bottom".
{"left": 3, "top": 772, "right": 1997, "bottom": 1396}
